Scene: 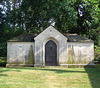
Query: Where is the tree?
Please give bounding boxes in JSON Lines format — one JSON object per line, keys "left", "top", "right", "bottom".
{"left": 69, "top": 0, "right": 99, "bottom": 34}
{"left": 0, "top": 0, "right": 100, "bottom": 57}
{"left": 20, "top": 0, "right": 77, "bottom": 33}
{"left": 0, "top": 0, "right": 7, "bottom": 56}
{"left": 0, "top": 0, "right": 23, "bottom": 56}
{"left": 6, "top": 0, "right": 23, "bottom": 31}
{"left": 0, "top": 0, "right": 6, "bottom": 43}
{"left": 20, "top": 0, "right": 100, "bottom": 35}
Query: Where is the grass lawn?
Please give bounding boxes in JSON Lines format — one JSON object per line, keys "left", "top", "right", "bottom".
{"left": 0, "top": 67, "right": 100, "bottom": 88}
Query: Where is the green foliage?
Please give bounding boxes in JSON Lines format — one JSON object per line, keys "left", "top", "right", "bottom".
{"left": 21, "top": 0, "right": 78, "bottom": 33}
{"left": 69, "top": 0, "right": 100, "bottom": 35}
{"left": 89, "top": 26, "right": 100, "bottom": 45}
{"left": 0, "top": 0, "right": 24, "bottom": 57}
{"left": 0, "top": 24, "right": 23, "bottom": 57}
{"left": 0, "top": 0, "right": 100, "bottom": 57}
{"left": 0, "top": 57, "right": 6, "bottom": 66}
{"left": 94, "top": 45, "right": 100, "bottom": 61}
{"left": 20, "top": 0, "right": 100, "bottom": 42}
{"left": 0, "top": 43, "right": 7, "bottom": 57}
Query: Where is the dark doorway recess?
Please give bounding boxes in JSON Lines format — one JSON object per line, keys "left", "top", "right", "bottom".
{"left": 45, "top": 40, "right": 57, "bottom": 66}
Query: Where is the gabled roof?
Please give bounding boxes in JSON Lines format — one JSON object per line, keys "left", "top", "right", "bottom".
{"left": 63, "top": 34, "right": 93, "bottom": 42}
{"left": 8, "top": 33, "right": 93, "bottom": 43}
{"left": 8, "top": 33, "right": 37, "bottom": 42}
{"left": 34, "top": 26, "right": 67, "bottom": 40}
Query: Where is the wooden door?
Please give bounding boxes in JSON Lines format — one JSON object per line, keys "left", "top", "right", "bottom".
{"left": 45, "top": 40, "right": 57, "bottom": 66}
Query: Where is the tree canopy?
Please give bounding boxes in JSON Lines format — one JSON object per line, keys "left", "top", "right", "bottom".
{"left": 0, "top": 0, "right": 100, "bottom": 56}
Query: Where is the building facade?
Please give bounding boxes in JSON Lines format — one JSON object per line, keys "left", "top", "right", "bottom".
{"left": 6, "top": 26, "right": 94, "bottom": 67}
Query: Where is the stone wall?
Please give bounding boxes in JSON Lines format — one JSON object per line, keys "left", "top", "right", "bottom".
{"left": 6, "top": 42, "right": 35, "bottom": 67}
{"left": 67, "top": 42, "right": 94, "bottom": 67}
{"left": 34, "top": 26, "right": 67, "bottom": 67}
{"left": 6, "top": 41, "right": 94, "bottom": 67}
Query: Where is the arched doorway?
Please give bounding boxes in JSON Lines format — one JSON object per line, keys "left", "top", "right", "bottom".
{"left": 45, "top": 40, "right": 57, "bottom": 66}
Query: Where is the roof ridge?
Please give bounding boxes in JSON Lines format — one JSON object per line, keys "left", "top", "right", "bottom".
{"left": 8, "top": 33, "right": 93, "bottom": 43}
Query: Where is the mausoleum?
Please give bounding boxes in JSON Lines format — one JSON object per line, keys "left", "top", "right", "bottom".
{"left": 6, "top": 26, "right": 94, "bottom": 67}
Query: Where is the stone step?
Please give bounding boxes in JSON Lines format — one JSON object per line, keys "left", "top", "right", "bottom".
{"left": 44, "top": 66, "right": 68, "bottom": 68}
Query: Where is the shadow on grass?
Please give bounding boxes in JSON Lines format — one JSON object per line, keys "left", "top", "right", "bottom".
{"left": 19, "top": 66, "right": 100, "bottom": 88}
{"left": 4, "top": 67, "right": 86, "bottom": 73}
{"left": 0, "top": 74, "right": 8, "bottom": 76}
{"left": 85, "top": 65, "right": 100, "bottom": 88}
{"left": 0, "top": 69, "right": 21, "bottom": 73}
{"left": 0, "top": 68, "right": 21, "bottom": 76}
{"left": 9, "top": 66, "right": 100, "bottom": 88}
{"left": 0, "top": 67, "right": 86, "bottom": 77}
{"left": 0, "top": 66, "right": 100, "bottom": 88}
{"left": 34, "top": 68, "right": 86, "bottom": 73}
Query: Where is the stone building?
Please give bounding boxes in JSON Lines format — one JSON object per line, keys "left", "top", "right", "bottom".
{"left": 6, "top": 26, "right": 94, "bottom": 67}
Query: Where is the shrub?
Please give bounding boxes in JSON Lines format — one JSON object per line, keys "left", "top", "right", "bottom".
{"left": 0, "top": 57, "right": 7, "bottom": 67}
{"left": 94, "top": 45, "right": 100, "bottom": 61}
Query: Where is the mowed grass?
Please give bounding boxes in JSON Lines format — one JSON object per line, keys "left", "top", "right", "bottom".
{"left": 0, "top": 67, "right": 100, "bottom": 88}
